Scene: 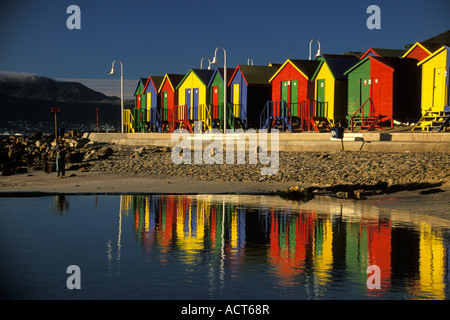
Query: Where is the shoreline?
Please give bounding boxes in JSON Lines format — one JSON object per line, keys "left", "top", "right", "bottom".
{"left": 1, "top": 170, "right": 449, "bottom": 221}
{"left": 1, "top": 135, "right": 449, "bottom": 221}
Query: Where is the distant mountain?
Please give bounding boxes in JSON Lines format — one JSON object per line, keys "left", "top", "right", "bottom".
{"left": 0, "top": 72, "right": 128, "bottom": 133}
{"left": 0, "top": 72, "right": 119, "bottom": 103}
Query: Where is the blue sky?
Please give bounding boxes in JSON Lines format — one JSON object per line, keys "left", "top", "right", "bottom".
{"left": 0, "top": 0, "right": 449, "bottom": 98}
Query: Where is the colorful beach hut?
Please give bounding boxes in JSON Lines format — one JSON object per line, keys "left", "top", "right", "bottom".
{"left": 207, "top": 68, "right": 234, "bottom": 131}
{"left": 413, "top": 46, "right": 450, "bottom": 131}
{"left": 262, "top": 59, "right": 320, "bottom": 132}
{"left": 344, "top": 56, "right": 421, "bottom": 131}
{"left": 131, "top": 77, "right": 149, "bottom": 132}
{"left": 176, "top": 69, "right": 215, "bottom": 132}
{"left": 403, "top": 30, "right": 450, "bottom": 62}
{"left": 311, "top": 54, "right": 360, "bottom": 126}
{"left": 228, "top": 65, "right": 278, "bottom": 129}
{"left": 402, "top": 43, "right": 433, "bottom": 62}
{"left": 142, "top": 75, "right": 164, "bottom": 132}
{"left": 158, "top": 73, "right": 184, "bottom": 132}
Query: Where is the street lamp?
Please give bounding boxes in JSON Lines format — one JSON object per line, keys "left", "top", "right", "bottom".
{"left": 309, "top": 39, "right": 322, "bottom": 60}
{"left": 109, "top": 59, "right": 124, "bottom": 133}
{"left": 211, "top": 47, "right": 227, "bottom": 132}
{"left": 200, "top": 57, "right": 211, "bottom": 70}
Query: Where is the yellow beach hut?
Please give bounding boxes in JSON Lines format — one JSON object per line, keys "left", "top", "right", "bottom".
{"left": 311, "top": 54, "right": 359, "bottom": 126}
{"left": 176, "top": 69, "right": 215, "bottom": 131}
{"left": 413, "top": 46, "right": 450, "bottom": 131}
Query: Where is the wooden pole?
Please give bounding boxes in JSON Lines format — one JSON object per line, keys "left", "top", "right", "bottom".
{"left": 96, "top": 107, "right": 100, "bottom": 132}
{"left": 55, "top": 112, "right": 58, "bottom": 140}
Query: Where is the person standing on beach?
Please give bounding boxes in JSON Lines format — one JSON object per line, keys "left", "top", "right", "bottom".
{"left": 55, "top": 140, "right": 67, "bottom": 178}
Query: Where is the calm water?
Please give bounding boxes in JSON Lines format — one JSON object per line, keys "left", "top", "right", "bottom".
{"left": 0, "top": 194, "right": 449, "bottom": 300}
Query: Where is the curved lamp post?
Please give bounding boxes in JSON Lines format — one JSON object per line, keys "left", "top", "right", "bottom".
{"left": 109, "top": 60, "right": 124, "bottom": 133}
{"left": 200, "top": 57, "right": 212, "bottom": 70}
{"left": 309, "top": 39, "right": 322, "bottom": 60}
{"left": 211, "top": 47, "right": 227, "bottom": 132}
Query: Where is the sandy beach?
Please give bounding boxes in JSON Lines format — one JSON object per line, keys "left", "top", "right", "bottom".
{"left": 0, "top": 141, "right": 449, "bottom": 221}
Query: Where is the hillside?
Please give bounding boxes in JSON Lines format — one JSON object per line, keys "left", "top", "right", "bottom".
{"left": 0, "top": 72, "right": 119, "bottom": 102}
{"left": 0, "top": 72, "right": 130, "bottom": 133}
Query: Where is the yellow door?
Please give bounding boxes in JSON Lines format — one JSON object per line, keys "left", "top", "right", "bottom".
{"left": 147, "top": 92, "right": 151, "bottom": 121}
{"left": 233, "top": 84, "right": 240, "bottom": 117}
{"left": 433, "top": 68, "right": 446, "bottom": 107}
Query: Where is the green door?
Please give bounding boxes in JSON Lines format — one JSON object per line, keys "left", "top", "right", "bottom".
{"left": 281, "top": 81, "right": 289, "bottom": 117}
{"left": 162, "top": 91, "right": 168, "bottom": 121}
{"left": 281, "top": 81, "right": 297, "bottom": 116}
{"left": 317, "top": 79, "right": 325, "bottom": 117}
{"left": 281, "top": 81, "right": 289, "bottom": 102}
{"left": 360, "top": 78, "right": 371, "bottom": 116}
{"left": 290, "top": 80, "right": 298, "bottom": 116}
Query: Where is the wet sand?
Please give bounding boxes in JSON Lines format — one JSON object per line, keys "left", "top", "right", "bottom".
{"left": 0, "top": 170, "right": 449, "bottom": 221}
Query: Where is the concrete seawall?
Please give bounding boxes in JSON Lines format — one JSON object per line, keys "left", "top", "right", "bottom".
{"left": 82, "top": 131, "right": 450, "bottom": 153}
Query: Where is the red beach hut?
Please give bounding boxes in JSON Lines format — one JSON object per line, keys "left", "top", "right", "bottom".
{"left": 262, "top": 59, "right": 320, "bottom": 132}
{"left": 158, "top": 73, "right": 184, "bottom": 132}
{"left": 344, "top": 56, "right": 421, "bottom": 131}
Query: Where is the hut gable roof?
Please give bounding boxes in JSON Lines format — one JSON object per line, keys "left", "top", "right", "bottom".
{"left": 268, "top": 59, "right": 320, "bottom": 82}
{"left": 312, "top": 54, "right": 359, "bottom": 80}
{"left": 360, "top": 48, "right": 406, "bottom": 60}
{"left": 133, "top": 77, "right": 148, "bottom": 96}
{"left": 229, "top": 65, "right": 278, "bottom": 86}
{"left": 344, "top": 57, "right": 371, "bottom": 75}
{"left": 418, "top": 46, "right": 450, "bottom": 66}
{"left": 371, "top": 56, "right": 419, "bottom": 72}
{"left": 176, "top": 69, "right": 215, "bottom": 90}
{"left": 402, "top": 42, "right": 432, "bottom": 59}
{"left": 143, "top": 76, "right": 164, "bottom": 94}
{"left": 402, "top": 30, "right": 450, "bottom": 59}
{"left": 345, "top": 56, "right": 418, "bottom": 75}
{"left": 420, "top": 29, "right": 450, "bottom": 53}
{"left": 159, "top": 74, "right": 185, "bottom": 92}
{"left": 207, "top": 68, "right": 235, "bottom": 87}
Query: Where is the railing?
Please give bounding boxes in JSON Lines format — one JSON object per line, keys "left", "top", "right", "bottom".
{"left": 149, "top": 107, "right": 162, "bottom": 132}
{"left": 260, "top": 100, "right": 332, "bottom": 132}
{"left": 350, "top": 98, "right": 374, "bottom": 131}
{"left": 123, "top": 109, "right": 135, "bottom": 133}
{"left": 133, "top": 108, "right": 146, "bottom": 133}
{"left": 227, "top": 103, "right": 247, "bottom": 130}
{"left": 315, "top": 101, "right": 328, "bottom": 118}
{"left": 161, "top": 107, "right": 169, "bottom": 122}
{"left": 260, "top": 100, "right": 293, "bottom": 132}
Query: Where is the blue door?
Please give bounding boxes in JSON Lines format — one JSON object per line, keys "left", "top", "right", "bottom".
{"left": 193, "top": 88, "right": 199, "bottom": 120}
{"left": 185, "top": 89, "right": 191, "bottom": 120}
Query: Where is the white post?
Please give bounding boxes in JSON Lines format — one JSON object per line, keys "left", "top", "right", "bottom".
{"left": 110, "top": 60, "right": 124, "bottom": 133}
{"left": 212, "top": 47, "right": 227, "bottom": 132}
{"left": 309, "top": 39, "right": 321, "bottom": 60}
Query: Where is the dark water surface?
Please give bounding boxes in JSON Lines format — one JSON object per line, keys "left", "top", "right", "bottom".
{"left": 0, "top": 194, "right": 449, "bottom": 300}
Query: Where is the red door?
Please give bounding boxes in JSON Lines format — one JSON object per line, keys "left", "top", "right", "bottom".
{"left": 212, "top": 86, "right": 219, "bottom": 106}
{"left": 212, "top": 86, "right": 219, "bottom": 118}
{"left": 136, "top": 94, "right": 141, "bottom": 109}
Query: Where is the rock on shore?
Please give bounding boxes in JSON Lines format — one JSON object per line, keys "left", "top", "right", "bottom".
{"left": 84, "top": 144, "right": 449, "bottom": 186}
{"left": 1, "top": 134, "right": 449, "bottom": 199}
{"left": 0, "top": 131, "right": 113, "bottom": 175}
